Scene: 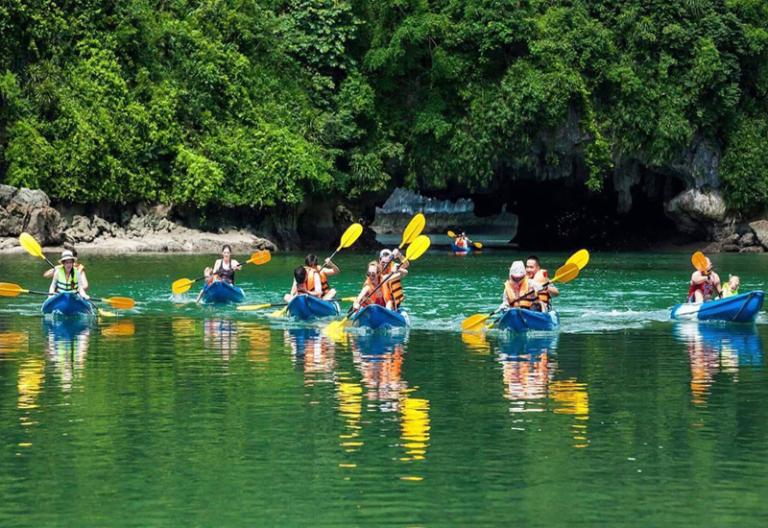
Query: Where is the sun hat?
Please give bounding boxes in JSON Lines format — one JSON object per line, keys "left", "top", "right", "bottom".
{"left": 59, "top": 250, "right": 77, "bottom": 263}
{"left": 509, "top": 260, "right": 525, "bottom": 278}
{"left": 379, "top": 249, "right": 393, "bottom": 261}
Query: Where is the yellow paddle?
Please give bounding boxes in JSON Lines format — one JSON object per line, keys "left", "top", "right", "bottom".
{"left": 328, "top": 223, "right": 364, "bottom": 261}
{"left": 566, "top": 249, "right": 590, "bottom": 270}
{"left": 400, "top": 213, "right": 426, "bottom": 248}
{"left": 19, "top": 232, "right": 57, "bottom": 268}
{"left": 691, "top": 251, "right": 708, "bottom": 273}
{"left": 461, "top": 256, "right": 583, "bottom": 332}
{"left": 324, "top": 234, "right": 431, "bottom": 337}
{"left": 236, "top": 297, "right": 357, "bottom": 312}
{"left": 172, "top": 250, "right": 272, "bottom": 295}
{"left": 0, "top": 282, "right": 135, "bottom": 309}
{"left": 447, "top": 230, "right": 457, "bottom": 238}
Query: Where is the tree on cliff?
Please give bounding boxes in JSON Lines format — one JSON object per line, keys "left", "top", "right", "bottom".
{"left": 0, "top": 1, "right": 766, "bottom": 214}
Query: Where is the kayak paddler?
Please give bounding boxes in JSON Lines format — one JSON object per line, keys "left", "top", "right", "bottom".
{"left": 525, "top": 255, "right": 558, "bottom": 312}
{"left": 722, "top": 275, "right": 740, "bottom": 298}
{"left": 48, "top": 250, "right": 89, "bottom": 299}
{"left": 500, "top": 260, "right": 537, "bottom": 310}
{"left": 455, "top": 232, "right": 472, "bottom": 250}
{"left": 43, "top": 246, "right": 89, "bottom": 291}
{"left": 376, "top": 249, "right": 407, "bottom": 309}
{"left": 204, "top": 244, "right": 242, "bottom": 285}
{"left": 688, "top": 257, "right": 721, "bottom": 303}
{"left": 304, "top": 254, "right": 339, "bottom": 301}
{"left": 283, "top": 262, "right": 323, "bottom": 302}
{"left": 353, "top": 261, "right": 395, "bottom": 311}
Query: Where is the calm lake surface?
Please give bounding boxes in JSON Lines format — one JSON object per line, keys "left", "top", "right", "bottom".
{"left": 1, "top": 251, "right": 767, "bottom": 526}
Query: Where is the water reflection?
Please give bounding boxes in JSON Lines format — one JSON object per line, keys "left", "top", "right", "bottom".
{"left": 675, "top": 323, "right": 764, "bottom": 406}
{"left": 284, "top": 328, "right": 336, "bottom": 382}
{"left": 100, "top": 319, "right": 136, "bottom": 338}
{"left": 498, "top": 335, "right": 558, "bottom": 412}
{"left": 0, "top": 330, "right": 29, "bottom": 354}
{"left": 239, "top": 322, "right": 271, "bottom": 366}
{"left": 203, "top": 318, "right": 238, "bottom": 360}
{"left": 43, "top": 318, "right": 91, "bottom": 392}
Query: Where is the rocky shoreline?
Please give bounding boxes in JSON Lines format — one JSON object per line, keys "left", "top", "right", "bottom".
{"left": 0, "top": 185, "right": 276, "bottom": 254}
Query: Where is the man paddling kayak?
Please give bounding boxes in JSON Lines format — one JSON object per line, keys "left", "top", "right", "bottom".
{"left": 525, "top": 255, "right": 558, "bottom": 312}
{"left": 377, "top": 249, "right": 407, "bottom": 308}
{"left": 43, "top": 246, "right": 89, "bottom": 291}
{"left": 688, "top": 257, "right": 721, "bottom": 303}
{"left": 48, "top": 250, "right": 89, "bottom": 299}
{"left": 283, "top": 254, "right": 339, "bottom": 302}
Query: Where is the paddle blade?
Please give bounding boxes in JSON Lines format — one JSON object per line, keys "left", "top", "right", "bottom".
{"left": 565, "top": 249, "right": 590, "bottom": 270}
{"left": 172, "top": 278, "right": 194, "bottom": 295}
{"left": 19, "top": 233, "right": 44, "bottom": 259}
{"left": 340, "top": 297, "right": 357, "bottom": 302}
{"left": 461, "top": 313, "right": 491, "bottom": 332}
{"left": 691, "top": 251, "right": 708, "bottom": 272}
{"left": 0, "top": 282, "right": 23, "bottom": 297}
{"left": 405, "top": 235, "right": 431, "bottom": 261}
{"left": 323, "top": 316, "right": 350, "bottom": 338}
{"left": 447, "top": 230, "right": 457, "bottom": 238}
{"left": 247, "top": 250, "right": 272, "bottom": 265}
{"left": 236, "top": 303, "right": 274, "bottom": 311}
{"left": 338, "top": 223, "right": 363, "bottom": 250}
{"left": 400, "top": 213, "right": 426, "bottom": 248}
{"left": 552, "top": 263, "right": 580, "bottom": 283}
{"left": 103, "top": 297, "right": 135, "bottom": 310}
{"left": 473, "top": 242, "right": 483, "bottom": 249}
{"left": 268, "top": 306, "right": 288, "bottom": 318}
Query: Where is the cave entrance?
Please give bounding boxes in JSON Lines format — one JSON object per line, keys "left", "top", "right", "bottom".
{"left": 472, "top": 174, "right": 687, "bottom": 250}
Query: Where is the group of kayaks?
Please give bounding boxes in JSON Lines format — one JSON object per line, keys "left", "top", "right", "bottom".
{"left": 286, "top": 295, "right": 409, "bottom": 329}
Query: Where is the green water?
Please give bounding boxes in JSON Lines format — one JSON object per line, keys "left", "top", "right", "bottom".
{"left": 1, "top": 251, "right": 767, "bottom": 526}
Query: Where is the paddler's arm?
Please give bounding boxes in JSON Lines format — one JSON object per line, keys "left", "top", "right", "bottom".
{"left": 353, "top": 284, "right": 371, "bottom": 310}
{"left": 391, "top": 249, "right": 409, "bottom": 274}
{"left": 232, "top": 259, "right": 242, "bottom": 271}
{"left": 321, "top": 258, "right": 339, "bottom": 276}
{"left": 43, "top": 268, "right": 55, "bottom": 279}
{"left": 79, "top": 269, "right": 90, "bottom": 291}
{"left": 48, "top": 276, "right": 57, "bottom": 295}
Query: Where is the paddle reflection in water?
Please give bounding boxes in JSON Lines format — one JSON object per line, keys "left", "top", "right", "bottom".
{"left": 496, "top": 334, "right": 590, "bottom": 448}
{"left": 674, "top": 323, "right": 764, "bottom": 406}
{"left": 100, "top": 319, "right": 136, "bottom": 338}
{"left": 239, "top": 322, "right": 271, "bottom": 366}
{"left": 284, "top": 328, "right": 336, "bottom": 383}
{"left": 0, "top": 330, "right": 29, "bottom": 354}
{"left": 43, "top": 318, "right": 91, "bottom": 392}
{"left": 348, "top": 332, "right": 430, "bottom": 478}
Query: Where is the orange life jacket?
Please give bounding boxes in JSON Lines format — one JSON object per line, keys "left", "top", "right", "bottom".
{"left": 312, "top": 265, "right": 330, "bottom": 295}
{"left": 533, "top": 270, "right": 550, "bottom": 307}
{"left": 504, "top": 277, "right": 533, "bottom": 308}
{"left": 303, "top": 266, "right": 327, "bottom": 296}
{"left": 363, "top": 277, "right": 389, "bottom": 307}
{"left": 382, "top": 261, "right": 405, "bottom": 308}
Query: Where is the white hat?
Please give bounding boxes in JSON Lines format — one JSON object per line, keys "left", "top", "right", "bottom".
{"left": 59, "top": 250, "right": 77, "bottom": 262}
{"left": 379, "top": 249, "right": 393, "bottom": 261}
{"left": 509, "top": 260, "right": 525, "bottom": 278}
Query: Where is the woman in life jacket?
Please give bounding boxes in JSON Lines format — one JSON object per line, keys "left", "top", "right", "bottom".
{"left": 688, "top": 257, "right": 721, "bottom": 303}
{"left": 500, "top": 260, "right": 535, "bottom": 310}
{"left": 377, "top": 248, "right": 407, "bottom": 309}
{"left": 205, "top": 245, "right": 242, "bottom": 284}
{"left": 525, "top": 255, "right": 558, "bottom": 312}
{"left": 353, "top": 261, "right": 395, "bottom": 310}
{"left": 283, "top": 264, "right": 323, "bottom": 302}
{"left": 43, "top": 246, "right": 89, "bottom": 291}
{"left": 304, "top": 253, "right": 339, "bottom": 301}
{"left": 48, "top": 250, "right": 89, "bottom": 299}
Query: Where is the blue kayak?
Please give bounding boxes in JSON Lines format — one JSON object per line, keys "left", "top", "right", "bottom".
{"left": 451, "top": 242, "right": 471, "bottom": 254}
{"left": 41, "top": 292, "right": 95, "bottom": 316}
{"left": 495, "top": 308, "right": 559, "bottom": 333}
{"left": 670, "top": 290, "right": 764, "bottom": 323}
{"left": 352, "top": 304, "right": 409, "bottom": 329}
{"left": 287, "top": 295, "right": 340, "bottom": 320}
{"left": 200, "top": 281, "right": 245, "bottom": 304}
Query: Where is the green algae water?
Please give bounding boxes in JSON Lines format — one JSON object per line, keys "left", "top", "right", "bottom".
{"left": 1, "top": 250, "right": 767, "bottom": 526}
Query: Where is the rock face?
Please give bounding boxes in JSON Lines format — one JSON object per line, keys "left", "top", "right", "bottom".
{"left": 0, "top": 184, "right": 277, "bottom": 254}
{"left": 664, "top": 188, "right": 727, "bottom": 235}
{"left": 0, "top": 184, "right": 63, "bottom": 247}
{"left": 371, "top": 188, "right": 518, "bottom": 242}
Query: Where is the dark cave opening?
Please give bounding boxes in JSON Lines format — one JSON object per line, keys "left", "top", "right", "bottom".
{"left": 471, "top": 173, "right": 689, "bottom": 250}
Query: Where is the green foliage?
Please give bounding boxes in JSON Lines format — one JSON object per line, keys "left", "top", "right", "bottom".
{"left": 0, "top": 0, "right": 766, "bottom": 215}
{"left": 721, "top": 116, "right": 768, "bottom": 215}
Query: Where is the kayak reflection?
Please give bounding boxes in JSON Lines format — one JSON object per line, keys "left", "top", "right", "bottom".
{"left": 43, "top": 317, "right": 92, "bottom": 391}
{"left": 203, "top": 318, "right": 238, "bottom": 359}
{"left": 284, "top": 328, "right": 336, "bottom": 382}
{"left": 674, "top": 323, "right": 764, "bottom": 406}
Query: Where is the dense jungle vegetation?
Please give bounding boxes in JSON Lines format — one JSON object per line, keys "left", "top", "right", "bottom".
{"left": 1, "top": 1, "right": 767, "bottom": 214}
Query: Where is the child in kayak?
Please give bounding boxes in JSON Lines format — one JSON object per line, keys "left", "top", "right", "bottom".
{"left": 44, "top": 246, "right": 89, "bottom": 291}
{"left": 688, "top": 257, "right": 721, "bottom": 303}
{"left": 722, "top": 275, "right": 740, "bottom": 298}
{"left": 48, "top": 250, "right": 89, "bottom": 299}
{"left": 525, "top": 255, "right": 559, "bottom": 312}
